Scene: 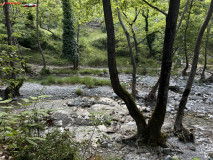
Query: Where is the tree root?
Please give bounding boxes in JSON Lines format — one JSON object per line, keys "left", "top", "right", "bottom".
{"left": 175, "top": 127, "right": 195, "bottom": 143}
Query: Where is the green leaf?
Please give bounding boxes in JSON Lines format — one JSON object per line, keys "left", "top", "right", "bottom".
{"left": 192, "top": 158, "right": 200, "bottom": 160}
{"left": 22, "top": 98, "right": 30, "bottom": 103}
{"left": 38, "top": 95, "right": 52, "bottom": 98}
{"left": 31, "top": 137, "right": 46, "bottom": 141}
{"left": 26, "top": 137, "right": 37, "bottom": 146}
{"left": 0, "top": 99, "right": 12, "bottom": 104}
{"left": 30, "top": 96, "right": 38, "bottom": 100}
{"left": 1, "top": 106, "right": 13, "bottom": 109}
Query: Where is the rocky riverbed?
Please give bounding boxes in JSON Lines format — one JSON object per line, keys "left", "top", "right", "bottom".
{"left": 8, "top": 74, "right": 213, "bottom": 159}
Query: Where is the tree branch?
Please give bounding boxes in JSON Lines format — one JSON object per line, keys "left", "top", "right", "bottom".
{"left": 141, "top": 0, "right": 167, "bottom": 16}
{"left": 40, "top": 26, "right": 62, "bottom": 40}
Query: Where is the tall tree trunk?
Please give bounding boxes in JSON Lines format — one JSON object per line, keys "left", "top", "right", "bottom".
{"left": 37, "top": 0, "right": 46, "bottom": 70}
{"left": 200, "top": 17, "right": 213, "bottom": 81}
{"left": 131, "top": 26, "right": 139, "bottom": 64}
{"left": 147, "top": 0, "right": 191, "bottom": 101}
{"left": 145, "top": 0, "right": 180, "bottom": 145}
{"left": 3, "top": 0, "right": 22, "bottom": 97}
{"left": 76, "top": 0, "right": 82, "bottom": 55}
{"left": 182, "top": 0, "right": 194, "bottom": 76}
{"left": 77, "top": 21, "right": 80, "bottom": 54}
{"left": 176, "top": 0, "right": 190, "bottom": 32}
{"left": 174, "top": 0, "right": 213, "bottom": 138}
{"left": 116, "top": 0, "right": 137, "bottom": 99}
{"left": 102, "top": 0, "right": 147, "bottom": 138}
{"left": 142, "top": 10, "right": 153, "bottom": 57}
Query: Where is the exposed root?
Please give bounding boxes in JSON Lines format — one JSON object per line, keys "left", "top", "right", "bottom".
{"left": 121, "top": 134, "right": 137, "bottom": 145}
{"left": 175, "top": 127, "right": 195, "bottom": 143}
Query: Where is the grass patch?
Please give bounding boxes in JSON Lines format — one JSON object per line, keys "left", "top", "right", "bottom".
{"left": 41, "top": 76, "right": 111, "bottom": 87}
{"left": 24, "top": 50, "right": 70, "bottom": 66}
{"left": 51, "top": 68, "right": 108, "bottom": 75}
{"left": 75, "top": 88, "right": 83, "bottom": 96}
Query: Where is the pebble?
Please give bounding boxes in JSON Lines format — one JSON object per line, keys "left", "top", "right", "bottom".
{"left": 209, "top": 152, "right": 213, "bottom": 159}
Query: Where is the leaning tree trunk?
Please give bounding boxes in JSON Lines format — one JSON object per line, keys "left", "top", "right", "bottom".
{"left": 200, "top": 17, "right": 213, "bottom": 81}
{"left": 116, "top": 0, "right": 137, "bottom": 99}
{"left": 37, "top": 0, "right": 46, "bottom": 70}
{"left": 102, "top": 0, "right": 147, "bottom": 138}
{"left": 174, "top": 0, "right": 213, "bottom": 139}
{"left": 182, "top": 0, "right": 194, "bottom": 76}
{"left": 144, "top": 0, "right": 180, "bottom": 145}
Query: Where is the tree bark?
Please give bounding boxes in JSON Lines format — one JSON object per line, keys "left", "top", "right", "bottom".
{"left": 3, "top": 0, "right": 22, "bottom": 97}
{"left": 182, "top": 0, "right": 194, "bottom": 76}
{"left": 200, "top": 17, "right": 213, "bottom": 81}
{"left": 116, "top": 0, "right": 137, "bottom": 99}
{"left": 123, "top": 8, "right": 140, "bottom": 64}
{"left": 176, "top": 0, "right": 190, "bottom": 33}
{"left": 102, "top": 0, "right": 147, "bottom": 137}
{"left": 175, "top": 0, "right": 213, "bottom": 135}
{"left": 103, "top": 0, "right": 180, "bottom": 146}
{"left": 37, "top": 0, "right": 46, "bottom": 70}
{"left": 145, "top": 0, "right": 180, "bottom": 145}
{"left": 147, "top": 0, "right": 190, "bottom": 99}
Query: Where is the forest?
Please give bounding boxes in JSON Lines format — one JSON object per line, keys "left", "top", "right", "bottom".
{"left": 0, "top": 0, "right": 213, "bottom": 159}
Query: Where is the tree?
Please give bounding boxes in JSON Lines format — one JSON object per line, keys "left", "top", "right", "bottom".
{"left": 174, "top": 0, "right": 213, "bottom": 140}
{"left": 102, "top": 0, "right": 180, "bottom": 146}
{"left": 200, "top": 17, "right": 213, "bottom": 81}
{"left": 116, "top": 0, "right": 137, "bottom": 99}
{"left": 2, "top": 0, "right": 24, "bottom": 98}
{"left": 37, "top": 0, "right": 47, "bottom": 70}
{"left": 62, "top": 0, "right": 79, "bottom": 69}
{"left": 146, "top": 0, "right": 192, "bottom": 103}
{"left": 182, "top": 0, "right": 194, "bottom": 76}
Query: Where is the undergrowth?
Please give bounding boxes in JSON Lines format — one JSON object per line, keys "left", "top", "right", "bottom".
{"left": 40, "top": 76, "right": 111, "bottom": 87}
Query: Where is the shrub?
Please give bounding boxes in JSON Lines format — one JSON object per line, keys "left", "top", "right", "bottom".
{"left": 75, "top": 88, "right": 83, "bottom": 96}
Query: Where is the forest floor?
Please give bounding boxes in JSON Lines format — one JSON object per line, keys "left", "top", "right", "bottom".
{"left": 13, "top": 66, "right": 213, "bottom": 160}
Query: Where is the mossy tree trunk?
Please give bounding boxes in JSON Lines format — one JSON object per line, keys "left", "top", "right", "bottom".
{"left": 116, "top": 0, "right": 137, "bottom": 99}
{"left": 175, "top": 0, "right": 213, "bottom": 135}
{"left": 103, "top": 0, "right": 180, "bottom": 146}
{"left": 62, "top": 0, "right": 78, "bottom": 70}
{"left": 145, "top": 0, "right": 180, "bottom": 145}
{"left": 3, "top": 0, "right": 22, "bottom": 97}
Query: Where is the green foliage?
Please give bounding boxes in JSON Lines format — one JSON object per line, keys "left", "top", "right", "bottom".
{"left": 62, "top": 0, "right": 78, "bottom": 64}
{"left": 40, "top": 75, "right": 111, "bottom": 87}
{"left": 75, "top": 88, "right": 83, "bottom": 96}
{"left": 15, "top": 130, "right": 80, "bottom": 160}
{"left": 0, "top": 46, "right": 25, "bottom": 98}
{"left": 0, "top": 95, "right": 80, "bottom": 160}
{"left": 51, "top": 68, "right": 108, "bottom": 75}
{"left": 40, "top": 67, "right": 51, "bottom": 75}
{"left": 192, "top": 158, "right": 200, "bottom": 160}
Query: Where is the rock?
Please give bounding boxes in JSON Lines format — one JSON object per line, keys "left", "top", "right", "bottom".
{"left": 111, "top": 93, "right": 118, "bottom": 98}
{"left": 162, "top": 148, "right": 171, "bottom": 154}
{"left": 52, "top": 112, "right": 72, "bottom": 127}
{"left": 209, "top": 152, "right": 213, "bottom": 158}
{"left": 188, "top": 146, "right": 196, "bottom": 151}
{"left": 0, "top": 85, "right": 9, "bottom": 100}
{"left": 169, "top": 86, "right": 182, "bottom": 93}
